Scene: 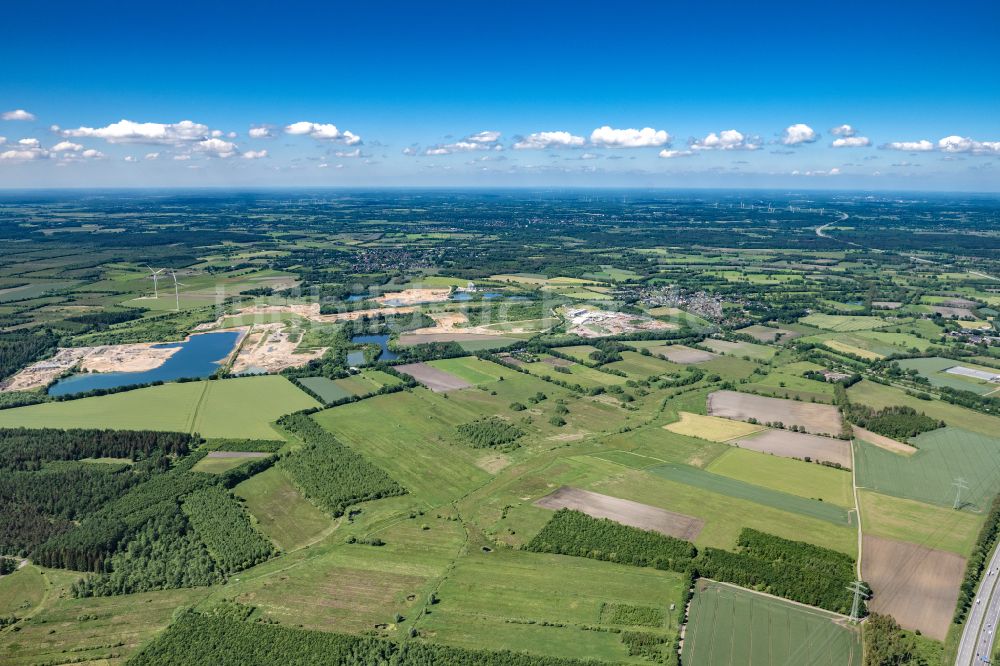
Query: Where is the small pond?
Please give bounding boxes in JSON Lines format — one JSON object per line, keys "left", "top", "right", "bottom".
{"left": 348, "top": 334, "right": 399, "bottom": 365}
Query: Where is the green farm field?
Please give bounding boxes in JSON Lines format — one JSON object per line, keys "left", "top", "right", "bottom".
{"left": 234, "top": 466, "right": 334, "bottom": 551}
{"left": 706, "top": 448, "right": 854, "bottom": 507}
{"left": 0, "top": 376, "right": 318, "bottom": 438}
{"left": 684, "top": 580, "right": 861, "bottom": 666}
{"left": 422, "top": 547, "right": 682, "bottom": 663}
{"left": 855, "top": 427, "right": 1000, "bottom": 509}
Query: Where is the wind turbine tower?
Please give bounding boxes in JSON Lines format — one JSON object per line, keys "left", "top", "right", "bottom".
{"left": 145, "top": 265, "right": 165, "bottom": 299}
{"left": 169, "top": 270, "right": 187, "bottom": 311}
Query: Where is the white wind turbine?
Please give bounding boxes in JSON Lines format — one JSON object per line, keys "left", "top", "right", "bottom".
{"left": 145, "top": 265, "right": 165, "bottom": 298}
{"left": 169, "top": 270, "right": 188, "bottom": 311}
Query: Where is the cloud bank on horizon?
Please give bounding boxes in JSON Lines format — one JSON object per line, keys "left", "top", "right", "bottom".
{"left": 1, "top": 0, "right": 997, "bottom": 190}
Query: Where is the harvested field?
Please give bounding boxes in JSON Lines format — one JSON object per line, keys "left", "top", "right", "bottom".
{"left": 737, "top": 324, "right": 800, "bottom": 343}
{"left": 205, "top": 451, "right": 270, "bottom": 459}
{"left": 664, "top": 411, "right": 766, "bottom": 442}
{"left": 542, "top": 356, "right": 574, "bottom": 367}
{"left": 733, "top": 429, "right": 852, "bottom": 468}
{"left": 931, "top": 305, "right": 976, "bottom": 318}
{"left": 707, "top": 390, "right": 842, "bottom": 437}
{"left": 650, "top": 345, "right": 717, "bottom": 364}
{"left": 395, "top": 362, "right": 470, "bottom": 392}
{"left": 398, "top": 332, "right": 512, "bottom": 345}
{"left": 852, "top": 426, "right": 915, "bottom": 455}
{"left": 861, "top": 535, "right": 964, "bottom": 640}
{"left": 534, "top": 486, "right": 703, "bottom": 541}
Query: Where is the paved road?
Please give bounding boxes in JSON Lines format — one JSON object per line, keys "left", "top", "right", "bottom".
{"left": 956, "top": 545, "right": 1000, "bottom": 665}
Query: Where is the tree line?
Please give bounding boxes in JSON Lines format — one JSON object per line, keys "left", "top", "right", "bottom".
{"left": 278, "top": 413, "right": 406, "bottom": 517}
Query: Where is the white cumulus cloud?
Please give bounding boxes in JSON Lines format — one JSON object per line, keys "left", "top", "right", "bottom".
{"left": 831, "top": 136, "right": 871, "bottom": 148}
{"left": 424, "top": 130, "right": 503, "bottom": 155}
{"left": 56, "top": 119, "right": 210, "bottom": 145}
{"left": 51, "top": 141, "right": 83, "bottom": 152}
{"left": 658, "top": 149, "right": 694, "bottom": 158}
{"left": 284, "top": 121, "right": 361, "bottom": 145}
{"left": 2, "top": 109, "right": 35, "bottom": 121}
{"left": 883, "top": 139, "right": 935, "bottom": 152}
{"left": 248, "top": 126, "right": 273, "bottom": 139}
{"left": 690, "top": 129, "right": 760, "bottom": 151}
{"left": 242, "top": 150, "right": 268, "bottom": 160}
{"left": 144, "top": 152, "right": 160, "bottom": 160}
{"left": 195, "top": 138, "right": 238, "bottom": 158}
{"left": 590, "top": 126, "right": 670, "bottom": 148}
{"left": 781, "top": 123, "right": 818, "bottom": 145}
{"left": 831, "top": 124, "right": 857, "bottom": 137}
{"left": 513, "top": 131, "right": 585, "bottom": 150}
{"left": 937, "top": 135, "right": 1000, "bottom": 154}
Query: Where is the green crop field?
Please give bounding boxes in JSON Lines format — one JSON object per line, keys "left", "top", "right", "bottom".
{"left": 422, "top": 547, "right": 682, "bottom": 663}
{"left": 647, "top": 463, "right": 852, "bottom": 525}
{"left": 700, "top": 338, "right": 777, "bottom": 361}
{"left": 855, "top": 427, "right": 1000, "bottom": 509}
{"left": 553, "top": 344, "right": 600, "bottom": 362}
{"left": 847, "top": 379, "right": 1000, "bottom": 437}
{"left": 312, "top": 390, "right": 493, "bottom": 505}
{"left": 858, "top": 489, "right": 982, "bottom": 554}
{"left": 0, "top": 564, "right": 46, "bottom": 617}
{"left": 605, "top": 351, "right": 681, "bottom": 378}
{"left": 706, "top": 448, "right": 854, "bottom": 507}
{"left": 427, "top": 356, "right": 507, "bottom": 385}
{"left": 0, "top": 376, "right": 318, "bottom": 439}
{"left": 234, "top": 466, "right": 334, "bottom": 552}
{"left": 560, "top": 456, "right": 857, "bottom": 555}
{"left": 518, "top": 354, "right": 628, "bottom": 388}
{"left": 684, "top": 580, "right": 861, "bottom": 666}
{"left": 799, "top": 313, "right": 890, "bottom": 331}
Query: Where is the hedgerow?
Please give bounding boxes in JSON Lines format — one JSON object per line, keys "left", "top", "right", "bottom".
{"left": 524, "top": 509, "right": 696, "bottom": 572}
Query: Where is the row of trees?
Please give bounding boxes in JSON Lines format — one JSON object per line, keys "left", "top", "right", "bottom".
{"left": 525, "top": 509, "right": 696, "bottom": 572}
{"left": 130, "top": 610, "right": 605, "bottom": 666}
{"left": 182, "top": 486, "right": 274, "bottom": 571}
{"left": 278, "top": 414, "right": 406, "bottom": 517}
{"left": 697, "top": 529, "right": 859, "bottom": 615}
{"left": 0, "top": 427, "right": 193, "bottom": 470}
{"left": 954, "top": 493, "right": 1000, "bottom": 622}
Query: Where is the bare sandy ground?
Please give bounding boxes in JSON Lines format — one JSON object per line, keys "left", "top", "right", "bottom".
{"left": 733, "top": 429, "right": 852, "bottom": 468}
{"left": 395, "top": 362, "right": 471, "bottom": 392}
{"left": 2, "top": 342, "right": 184, "bottom": 392}
{"left": 853, "top": 426, "right": 916, "bottom": 456}
{"left": 707, "top": 390, "right": 843, "bottom": 437}
{"left": 651, "top": 345, "right": 718, "bottom": 364}
{"left": 535, "top": 486, "right": 704, "bottom": 541}
{"left": 375, "top": 288, "right": 452, "bottom": 305}
{"left": 230, "top": 323, "right": 326, "bottom": 374}
{"left": 410, "top": 311, "right": 468, "bottom": 334}
{"left": 0, "top": 348, "right": 92, "bottom": 392}
{"left": 79, "top": 342, "right": 182, "bottom": 373}
{"left": 863, "top": 535, "right": 965, "bottom": 640}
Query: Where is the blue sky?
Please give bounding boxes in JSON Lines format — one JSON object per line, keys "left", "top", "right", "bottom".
{"left": 1, "top": 0, "right": 998, "bottom": 190}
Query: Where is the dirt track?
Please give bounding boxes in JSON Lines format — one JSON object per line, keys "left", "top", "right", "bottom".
{"left": 395, "top": 362, "right": 470, "bottom": 392}
{"left": 733, "top": 429, "right": 852, "bottom": 468}
{"left": 535, "top": 486, "right": 703, "bottom": 541}
{"left": 862, "top": 535, "right": 964, "bottom": 640}
{"left": 708, "top": 390, "right": 842, "bottom": 437}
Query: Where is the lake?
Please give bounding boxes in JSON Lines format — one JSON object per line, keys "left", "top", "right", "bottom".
{"left": 48, "top": 331, "right": 241, "bottom": 396}
{"left": 349, "top": 334, "right": 398, "bottom": 365}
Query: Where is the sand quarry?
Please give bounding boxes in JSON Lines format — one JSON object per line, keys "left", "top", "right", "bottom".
{"left": 230, "top": 323, "right": 327, "bottom": 374}
{"left": 1, "top": 342, "right": 184, "bottom": 392}
{"left": 535, "top": 486, "right": 704, "bottom": 541}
